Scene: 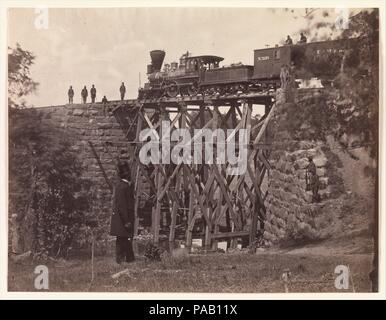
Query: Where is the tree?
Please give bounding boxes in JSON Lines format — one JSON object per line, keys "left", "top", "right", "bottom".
{"left": 8, "top": 44, "right": 92, "bottom": 259}
{"left": 8, "top": 43, "right": 39, "bottom": 109}
{"left": 9, "top": 111, "right": 92, "bottom": 258}
{"left": 281, "top": 9, "right": 379, "bottom": 158}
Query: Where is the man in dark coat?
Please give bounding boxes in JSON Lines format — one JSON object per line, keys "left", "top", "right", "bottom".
{"left": 68, "top": 86, "right": 74, "bottom": 104}
{"left": 81, "top": 86, "right": 88, "bottom": 104}
{"left": 120, "top": 82, "right": 126, "bottom": 100}
{"left": 90, "top": 84, "right": 97, "bottom": 103}
{"left": 299, "top": 32, "right": 307, "bottom": 43}
{"left": 110, "top": 161, "right": 135, "bottom": 264}
{"left": 285, "top": 35, "right": 293, "bottom": 45}
{"left": 102, "top": 95, "right": 108, "bottom": 115}
{"left": 306, "top": 156, "right": 320, "bottom": 202}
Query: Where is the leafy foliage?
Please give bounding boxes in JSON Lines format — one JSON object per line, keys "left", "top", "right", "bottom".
{"left": 144, "top": 242, "right": 164, "bottom": 261}
{"left": 9, "top": 107, "right": 92, "bottom": 259}
{"left": 335, "top": 11, "right": 379, "bottom": 158}
{"left": 285, "top": 10, "right": 379, "bottom": 158}
{"left": 8, "top": 44, "right": 39, "bottom": 109}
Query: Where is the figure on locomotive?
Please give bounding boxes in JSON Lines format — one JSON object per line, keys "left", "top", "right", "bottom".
{"left": 138, "top": 37, "right": 357, "bottom": 99}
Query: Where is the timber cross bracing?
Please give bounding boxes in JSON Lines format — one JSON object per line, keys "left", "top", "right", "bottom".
{"left": 113, "top": 92, "right": 275, "bottom": 249}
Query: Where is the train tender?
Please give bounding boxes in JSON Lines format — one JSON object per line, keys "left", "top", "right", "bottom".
{"left": 138, "top": 38, "right": 358, "bottom": 99}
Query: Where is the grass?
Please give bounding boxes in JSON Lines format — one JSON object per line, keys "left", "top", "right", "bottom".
{"left": 8, "top": 250, "right": 373, "bottom": 293}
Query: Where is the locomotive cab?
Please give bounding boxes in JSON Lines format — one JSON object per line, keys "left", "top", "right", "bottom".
{"left": 185, "top": 55, "right": 224, "bottom": 73}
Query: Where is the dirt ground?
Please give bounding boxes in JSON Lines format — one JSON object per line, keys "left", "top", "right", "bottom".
{"left": 8, "top": 235, "right": 374, "bottom": 293}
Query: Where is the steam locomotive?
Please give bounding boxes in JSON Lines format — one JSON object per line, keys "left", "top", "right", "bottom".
{"left": 138, "top": 38, "right": 358, "bottom": 99}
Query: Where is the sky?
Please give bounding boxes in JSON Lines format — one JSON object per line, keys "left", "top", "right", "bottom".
{"left": 7, "top": 7, "right": 354, "bottom": 107}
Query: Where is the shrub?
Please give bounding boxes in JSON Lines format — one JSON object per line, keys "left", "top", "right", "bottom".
{"left": 9, "top": 109, "right": 91, "bottom": 259}
{"left": 144, "top": 242, "right": 164, "bottom": 261}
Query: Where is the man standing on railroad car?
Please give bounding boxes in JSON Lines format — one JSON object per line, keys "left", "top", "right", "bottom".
{"left": 299, "top": 33, "right": 307, "bottom": 43}
{"left": 110, "top": 161, "right": 135, "bottom": 264}
{"left": 285, "top": 35, "right": 293, "bottom": 45}
{"left": 120, "top": 82, "right": 126, "bottom": 100}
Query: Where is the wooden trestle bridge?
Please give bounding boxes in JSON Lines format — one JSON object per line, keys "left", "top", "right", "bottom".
{"left": 112, "top": 91, "right": 277, "bottom": 249}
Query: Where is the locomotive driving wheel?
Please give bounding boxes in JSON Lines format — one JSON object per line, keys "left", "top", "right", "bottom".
{"left": 166, "top": 81, "right": 179, "bottom": 98}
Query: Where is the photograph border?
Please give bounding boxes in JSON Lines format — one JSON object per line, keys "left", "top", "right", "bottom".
{"left": 1, "top": 0, "right": 385, "bottom": 300}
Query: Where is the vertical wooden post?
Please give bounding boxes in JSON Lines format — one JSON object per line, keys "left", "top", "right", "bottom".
{"left": 212, "top": 187, "right": 222, "bottom": 250}
{"left": 181, "top": 104, "right": 189, "bottom": 193}
{"left": 243, "top": 101, "right": 256, "bottom": 246}
{"left": 186, "top": 189, "right": 194, "bottom": 249}
{"left": 203, "top": 103, "right": 219, "bottom": 250}
{"left": 200, "top": 103, "right": 209, "bottom": 179}
{"left": 153, "top": 109, "right": 164, "bottom": 244}
{"left": 224, "top": 104, "right": 237, "bottom": 248}
{"left": 249, "top": 197, "right": 259, "bottom": 245}
{"left": 133, "top": 106, "right": 143, "bottom": 236}
{"left": 133, "top": 166, "right": 141, "bottom": 236}
{"left": 169, "top": 194, "right": 179, "bottom": 243}
{"left": 177, "top": 102, "right": 193, "bottom": 249}
{"left": 169, "top": 156, "right": 181, "bottom": 244}
{"left": 204, "top": 208, "right": 211, "bottom": 250}
{"left": 264, "top": 102, "right": 271, "bottom": 144}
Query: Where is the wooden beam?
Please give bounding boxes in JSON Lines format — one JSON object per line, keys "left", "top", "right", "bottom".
{"left": 153, "top": 109, "right": 166, "bottom": 244}
{"left": 211, "top": 230, "right": 250, "bottom": 240}
{"left": 133, "top": 110, "right": 144, "bottom": 236}
{"left": 157, "top": 164, "right": 182, "bottom": 201}
{"left": 213, "top": 165, "right": 241, "bottom": 230}
{"left": 186, "top": 188, "right": 195, "bottom": 248}
{"left": 87, "top": 141, "right": 113, "bottom": 193}
{"left": 169, "top": 172, "right": 181, "bottom": 242}
{"left": 253, "top": 102, "right": 276, "bottom": 145}
{"left": 125, "top": 113, "right": 139, "bottom": 139}
{"left": 187, "top": 170, "right": 211, "bottom": 228}
{"left": 140, "top": 112, "right": 160, "bottom": 140}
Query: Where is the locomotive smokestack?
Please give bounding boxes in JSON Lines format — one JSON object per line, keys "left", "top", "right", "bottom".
{"left": 150, "top": 50, "right": 165, "bottom": 72}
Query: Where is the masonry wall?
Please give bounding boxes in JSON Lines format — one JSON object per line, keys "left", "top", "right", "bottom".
{"left": 35, "top": 103, "right": 136, "bottom": 252}
{"left": 263, "top": 90, "right": 346, "bottom": 246}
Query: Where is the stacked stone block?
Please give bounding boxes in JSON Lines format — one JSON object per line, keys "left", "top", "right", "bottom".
{"left": 263, "top": 92, "right": 344, "bottom": 246}
{"left": 36, "top": 103, "right": 138, "bottom": 250}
